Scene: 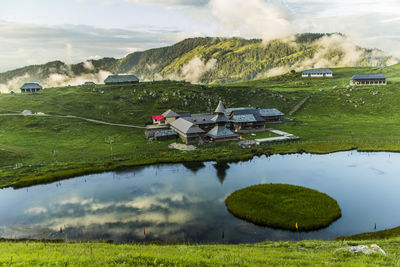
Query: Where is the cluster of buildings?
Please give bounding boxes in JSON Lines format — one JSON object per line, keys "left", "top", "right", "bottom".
{"left": 302, "top": 68, "right": 387, "bottom": 86}
{"left": 146, "top": 101, "right": 285, "bottom": 144}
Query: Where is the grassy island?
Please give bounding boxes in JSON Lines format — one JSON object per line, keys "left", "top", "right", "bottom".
{"left": 225, "top": 184, "right": 342, "bottom": 231}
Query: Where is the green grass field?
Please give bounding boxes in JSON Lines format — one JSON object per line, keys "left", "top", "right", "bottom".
{"left": 1, "top": 65, "right": 400, "bottom": 189}
{"left": 2, "top": 65, "right": 400, "bottom": 265}
{"left": 0, "top": 239, "right": 398, "bottom": 266}
{"left": 225, "top": 184, "right": 341, "bottom": 231}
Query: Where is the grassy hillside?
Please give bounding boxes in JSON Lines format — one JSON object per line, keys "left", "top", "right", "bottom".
{"left": 0, "top": 34, "right": 396, "bottom": 89}
{"left": 1, "top": 65, "right": 400, "bottom": 187}
{"left": 0, "top": 239, "right": 398, "bottom": 266}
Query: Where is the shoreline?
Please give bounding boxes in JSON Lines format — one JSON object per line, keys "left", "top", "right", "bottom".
{"left": 4, "top": 143, "right": 400, "bottom": 190}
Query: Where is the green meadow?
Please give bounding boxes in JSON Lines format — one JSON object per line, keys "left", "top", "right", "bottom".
{"left": 1, "top": 65, "right": 400, "bottom": 265}
{"left": 1, "top": 65, "right": 400, "bottom": 187}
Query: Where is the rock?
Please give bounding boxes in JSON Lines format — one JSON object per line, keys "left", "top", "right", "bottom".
{"left": 337, "top": 244, "right": 386, "bottom": 256}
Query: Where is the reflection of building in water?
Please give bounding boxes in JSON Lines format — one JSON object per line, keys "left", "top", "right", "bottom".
{"left": 182, "top": 162, "right": 206, "bottom": 173}
{"left": 213, "top": 162, "right": 230, "bottom": 184}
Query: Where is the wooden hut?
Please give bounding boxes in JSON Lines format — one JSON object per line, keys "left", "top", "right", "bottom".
{"left": 350, "top": 74, "right": 386, "bottom": 86}
{"left": 20, "top": 83, "right": 42, "bottom": 93}
{"left": 302, "top": 69, "right": 333, "bottom": 78}
{"left": 104, "top": 74, "right": 139, "bottom": 85}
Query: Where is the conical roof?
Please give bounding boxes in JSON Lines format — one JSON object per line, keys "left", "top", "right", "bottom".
{"left": 215, "top": 101, "right": 226, "bottom": 113}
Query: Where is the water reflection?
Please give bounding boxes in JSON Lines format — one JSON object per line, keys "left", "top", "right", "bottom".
{"left": 0, "top": 151, "right": 400, "bottom": 243}
{"left": 213, "top": 162, "right": 229, "bottom": 184}
{"left": 182, "top": 162, "right": 206, "bottom": 173}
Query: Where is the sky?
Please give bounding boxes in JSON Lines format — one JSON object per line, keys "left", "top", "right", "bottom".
{"left": 1, "top": 0, "right": 400, "bottom": 72}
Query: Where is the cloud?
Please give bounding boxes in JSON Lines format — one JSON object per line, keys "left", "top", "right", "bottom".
{"left": 124, "top": 0, "right": 209, "bottom": 7}
{"left": 209, "top": 0, "right": 292, "bottom": 41}
{"left": 161, "top": 56, "right": 217, "bottom": 84}
{"left": 0, "top": 20, "right": 176, "bottom": 72}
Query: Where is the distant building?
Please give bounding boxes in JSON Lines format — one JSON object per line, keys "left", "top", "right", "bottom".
{"left": 170, "top": 118, "right": 205, "bottom": 144}
{"left": 104, "top": 74, "right": 139, "bottom": 85}
{"left": 84, "top": 81, "right": 95, "bottom": 86}
{"left": 225, "top": 107, "right": 284, "bottom": 131}
{"left": 350, "top": 74, "right": 386, "bottom": 86}
{"left": 206, "top": 101, "right": 239, "bottom": 142}
{"left": 258, "top": 108, "right": 285, "bottom": 122}
{"left": 162, "top": 109, "right": 180, "bottom": 124}
{"left": 152, "top": 115, "right": 165, "bottom": 125}
{"left": 180, "top": 113, "right": 215, "bottom": 131}
{"left": 302, "top": 69, "right": 333, "bottom": 78}
{"left": 20, "top": 83, "right": 42, "bottom": 93}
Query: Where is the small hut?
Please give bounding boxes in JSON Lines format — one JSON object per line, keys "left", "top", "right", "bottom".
{"left": 84, "top": 81, "right": 95, "bottom": 86}
{"left": 20, "top": 83, "right": 42, "bottom": 93}
{"left": 302, "top": 69, "right": 333, "bottom": 78}
{"left": 350, "top": 74, "right": 386, "bottom": 86}
{"left": 104, "top": 74, "right": 139, "bottom": 85}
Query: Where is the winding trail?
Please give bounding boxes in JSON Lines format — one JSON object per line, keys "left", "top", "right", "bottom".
{"left": 0, "top": 113, "right": 147, "bottom": 129}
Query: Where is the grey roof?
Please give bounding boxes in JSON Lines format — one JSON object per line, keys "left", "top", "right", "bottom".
{"left": 215, "top": 101, "right": 226, "bottom": 113}
{"left": 162, "top": 109, "right": 180, "bottom": 118}
{"left": 182, "top": 114, "right": 215, "bottom": 125}
{"left": 84, "top": 81, "right": 95, "bottom": 85}
{"left": 21, "top": 83, "right": 42, "bottom": 90}
{"left": 351, "top": 74, "right": 386, "bottom": 80}
{"left": 104, "top": 74, "right": 139, "bottom": 84}
{"left": 211, "top": 113, "right": 229, "bottom": 123}
{"left": 232, "top": 109, "right": 264, "bottom": 122}
{"left": 233, "top": 114, "right": 258, "bottom": 123}
{"left": 207, "top": 125, "right": 238, "bottom": 139}
{"left": 170, "top": 118, "right": 205, "bottom": 135}
{"left": 302, "top": 69, "right": 333, "bottom": 74}
{"left": 154, "top": 129, "right": 178, "bottom": 138}
{"left": 225, "top": 107, "right": 255, "bottom": 116}
{"left": 258, "top": 108, "right": 284, "bottom": 117}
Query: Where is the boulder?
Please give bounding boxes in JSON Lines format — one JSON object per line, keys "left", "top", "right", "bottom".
{"left": 337, "top": 244, "right": 386, "bottom": 256}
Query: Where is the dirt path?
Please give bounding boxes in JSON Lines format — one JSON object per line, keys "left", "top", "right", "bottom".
{"left": 288, "top": 96, "right": 310, "bottom": 116}
{"left": 0, "top": 113, "right": 147, "bottom": 129}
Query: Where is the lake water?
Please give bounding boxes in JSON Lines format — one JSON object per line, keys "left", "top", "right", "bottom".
{"left": 1, "top": 151, "right": 400, "bottom": 244}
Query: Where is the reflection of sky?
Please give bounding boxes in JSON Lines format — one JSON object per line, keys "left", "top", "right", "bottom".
{"left": 1, "top": 151, "right": 400, "bottom": 243}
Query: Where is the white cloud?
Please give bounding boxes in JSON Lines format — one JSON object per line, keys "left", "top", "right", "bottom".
{"left": 0, "top": 20, "right": 175, "bottom": 72}
{"left": 209, "top": 0, "right": 292, "bottom": 41}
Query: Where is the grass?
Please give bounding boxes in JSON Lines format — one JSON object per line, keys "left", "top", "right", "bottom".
{"left": 0, "top": 239, "right": 398, "bottom": 266}
{"left": 225, "top": 184, "right": 342, "bottom": 231}
{"left": 336, "top": 226, "right": 400, "bottom": 241}
{"left": 1, "top": 65, "right": 400, "bottom": 188}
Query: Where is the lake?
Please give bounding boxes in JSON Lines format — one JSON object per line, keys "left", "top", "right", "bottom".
{"left": 0, "top": 151, "right": 399, "bottom": 244}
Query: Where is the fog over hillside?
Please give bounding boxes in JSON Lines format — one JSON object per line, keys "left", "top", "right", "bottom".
{"left": 0, "top": 33, "right": 397, "bottom": 93}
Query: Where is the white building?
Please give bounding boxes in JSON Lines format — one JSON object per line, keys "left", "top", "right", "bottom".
{"left": 302, "top": 69, "right": 333, "bottom": 78}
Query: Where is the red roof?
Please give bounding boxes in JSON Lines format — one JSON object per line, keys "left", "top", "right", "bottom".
{"left": 152, "top": 115, "right": 165, "bottom": 121}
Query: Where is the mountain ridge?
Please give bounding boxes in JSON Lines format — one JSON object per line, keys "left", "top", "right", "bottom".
{"left": 0, "top": 33, "right": 397, "bottom": 92}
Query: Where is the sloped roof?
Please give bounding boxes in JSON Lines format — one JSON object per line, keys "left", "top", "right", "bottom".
{"left": 302, "top": 69, "right": 333, "bottom": 74}
{"left": 232, "top": 109, "right": 264, "bottom": 122}
{"left": 170, "top": 118, "right": 205, "bottom": 135}
{"left": 21, "top": 83, "right": 42, "bottom": 90}
{"left": 162, "top": 109, "right": 180, "bottom": 118}
{"left": 258, "top": 108, "right": 284, "bottom": 117}
{"left": 225, "top": 107, "right": 255, "bottom": 116}
{"left": 154, "top": 129, "right": 177, "bottom": 137}
{"left": 207, "top": 125, "right": 238, "bottom": 139}
{"left": 152, "top": 115, "right": 165, "bottom": 121}
{"left": 182, "top": 114, "right": 215, "bottom": 125}
{"left": 104, "top": 74, "right": 139, "bottom": 84}
{"left": 215, "top": 101, "right": 226, "bottom": 113}
{"left": 211, "top": 113, "right": 229, "bottom": 123}
{"left": 84, "top": 81, "right": 95, "bottom": 85}
{"left": 351, "top": 74, "right": 386, "bottom": 80}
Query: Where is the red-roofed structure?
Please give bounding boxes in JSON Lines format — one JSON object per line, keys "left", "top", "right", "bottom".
{"left": 152, "top": 115, "right": 165, "bottom": 124}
